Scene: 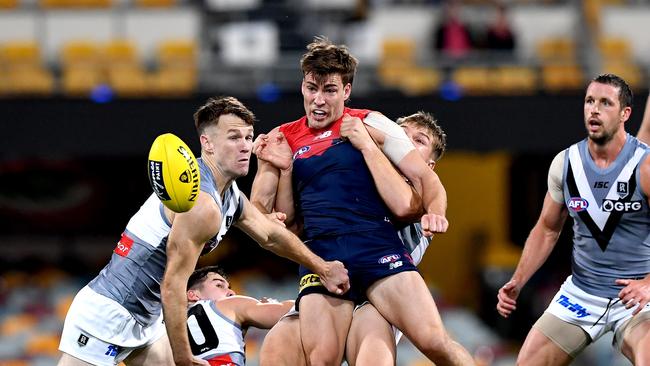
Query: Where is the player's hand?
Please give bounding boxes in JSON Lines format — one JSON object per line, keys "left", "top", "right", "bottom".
{"left": 616, "top": 277, "right": 650, "bottom": 315}
{"left": 175, "top": 356, "right": 210, "bottom": 366}
{"left": 420, "top": 213, "right": 448, "bottom": 236}
{"left": 496, "top": 280, "right": 521, "bottom": 318}
{"left": 319, "top": 260, "right": 350, "bottom": 295}
{"left": 266, "top": 212, "right": 287, "bottom": 227}
{"left": 340, "top": 113, "right": 376, "bottom": 152}
{"left": 254, "top": 131, "right": 293, "bottom": 170}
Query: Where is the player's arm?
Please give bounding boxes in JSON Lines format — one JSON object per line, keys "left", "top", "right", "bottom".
{"left": 251, "top": 158, "right": 281, "bottom": 214}
{"left": 616, "top": 154, "right": 650, "bottom": 315}
{"left": 340, "top": 113, "right": 423, "bottom": 221}
{"left": 636, "top": 93, "right": 650, "bottom": 144}
{"left": 235, "top": 196, "right": 349, "bottom": 295}
{"left": 217, "top": 296, "right": 294, "bottom": 329}
{"left": 162, "top": 192, "right": 221, "bottom": 366}
{"left": 497, "top": 151, "right": 568, "bottom": 318}
{"left": 252, "top": 127, "right": 298, "bottom": 228}
{"left": 363, "top": 112, "right": 447, "bottom": 234}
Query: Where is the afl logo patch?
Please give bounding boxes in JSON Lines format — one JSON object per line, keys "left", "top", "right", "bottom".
{"left": 378, "top": 254, "right": 401, "bottom": 264}
{"left": 567, "top": 197, "right": 589, "bottom": 212}
{"left": 293, "top": 146, "right": 311, "bottom": 159}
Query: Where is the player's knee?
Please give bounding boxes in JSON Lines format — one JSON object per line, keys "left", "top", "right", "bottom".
{"left": 306, "top": 347, "right": 343, "bottom": 366}
{"left": 412, "top": 330, "right": 455, "bottom": 359}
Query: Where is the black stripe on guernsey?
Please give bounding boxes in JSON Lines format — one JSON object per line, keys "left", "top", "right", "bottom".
{"left": 566, "top": 161, "right": 638, "bottom": 251}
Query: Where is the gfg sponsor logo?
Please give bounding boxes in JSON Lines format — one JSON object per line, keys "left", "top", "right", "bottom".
{"left": 602, "top": 199, "right": 642, "bottom": 213}
{"left": 567, "top": 197, "right": 588, "bottom": 212}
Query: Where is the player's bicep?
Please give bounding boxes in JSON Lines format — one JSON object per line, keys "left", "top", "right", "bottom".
{"left": 538, "top": 193, "right": 568, "bottom": 234}
{"left": 547, "top": 150, "right": 565, "bottom": 204}
{"left": 168, "top": 193, "right": 220, "bottom": 259}
{"left": 235, "top": 196, "right": 275, "bottom": 244}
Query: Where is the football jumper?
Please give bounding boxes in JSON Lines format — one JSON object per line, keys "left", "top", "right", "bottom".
{"left": 187, "top": 300, "right": 246, "bottom": 366}
{"left": 280, "top": 108, "right": 418, "bottom": 305}
{"left": 88, "top": 157, "right": 244, "bottom": 327}
{"left": 562, "top": 135, "right": 650, "bottom": 298}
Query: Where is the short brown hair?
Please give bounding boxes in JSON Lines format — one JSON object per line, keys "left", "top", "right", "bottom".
{"left": 300, "top": 36, "right": 358, "bottom": 86}
{"left": 193, "top": 96, "right": 256, "bottom": 136}
{"left": 592, "top": 73, "right": 633, "bottom": 109}
{"left": 397, "top": 111, "right": 447, "bottom": 162}
{"left": 187, "top": 265, "right": 228, "bottom": 291}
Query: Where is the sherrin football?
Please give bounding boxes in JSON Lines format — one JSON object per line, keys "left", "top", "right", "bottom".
{"left": 148, "top": 133, "right": 200, "bottom": 213}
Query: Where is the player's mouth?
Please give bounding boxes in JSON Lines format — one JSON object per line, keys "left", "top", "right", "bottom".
{"left": 311, "top": 109, "right": 327, "bottom": 121}
{"left": 588, "top": 118, "right": 601, "bottom": 132}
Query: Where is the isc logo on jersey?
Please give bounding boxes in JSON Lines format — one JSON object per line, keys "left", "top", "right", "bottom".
{"left": 148, "top": 133, "right": 200, "bottom": 213}
{"left": 567, "top": 197, "right": 588, "bottom": 212}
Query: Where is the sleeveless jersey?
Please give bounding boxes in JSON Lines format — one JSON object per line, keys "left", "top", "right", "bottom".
{"left": 397, "top": 222, "right": 429, "bottom": 266}
{"left": 279, "top": 108, "right": 396, "bottom": 239}
{"left": 562, "top": 135, "right": 650, "bottom": 298}
{"left": 88, "top": 158, "right": 244, "bottom": 326}
{"left": 187, "top": 300, "right": 245, "bottom": 366}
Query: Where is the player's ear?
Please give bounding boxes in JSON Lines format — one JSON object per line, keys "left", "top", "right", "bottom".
{"left": 428, "top": 160, "right": 436, "bottom": 170}
{"left": 343, "top": 83, "right": 352, "bottom": 101}
{"left": 187, "top": 289, "right": 200, "bottom": 302}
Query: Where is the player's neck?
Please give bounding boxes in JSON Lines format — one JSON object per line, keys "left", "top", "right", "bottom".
{"left": 204, "top": 156, "right": 235, "bottom": 198}
{"left": 588, "top": 131, "right": 627, "bottom": 168}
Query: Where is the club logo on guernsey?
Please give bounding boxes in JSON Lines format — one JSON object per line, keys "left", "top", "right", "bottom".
{"left": 567, "top": 197, "right": 589, "bottom": 212}
{"left": 557, "top": 295, "right": 590, "bottom": 318}
{"left": 293, "top": 146, "right": 311, "bottom": 160}
{"left": 299, "top": 274, "right": 322, "bottom": 292}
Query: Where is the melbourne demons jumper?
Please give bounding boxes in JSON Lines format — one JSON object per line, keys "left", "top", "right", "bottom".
{"left": 59, "top": 158, "right": 243, "bottom": 366}
{"left": 280, "top": 107, "right": 418, "bottom": 306}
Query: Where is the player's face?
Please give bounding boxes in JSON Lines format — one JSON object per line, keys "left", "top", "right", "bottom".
{"left": 196, "top": 272, "right": 235, "bottom": 301}
{"left": 209, "top": 114, "right": 254, "bottom": 178}
{"left": 402, "top": 122, "right": 436, "bottom": 168}
{"left": 583, "top": 82, "right": 630, "bottom": 145}
{"left": 302, "top": 72, "right": 351, "bottom": 129}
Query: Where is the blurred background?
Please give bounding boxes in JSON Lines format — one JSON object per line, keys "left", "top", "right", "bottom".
{"left": 1, "top": 0, "right": 649, "bottom": 364}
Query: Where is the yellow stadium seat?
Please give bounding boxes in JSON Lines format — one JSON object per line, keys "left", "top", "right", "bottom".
{"left": 1, "top": 314, "right": 38, "bottom": 336}
{"left": 598, "top": 36, "right": 633, "bottom": 62}
{"left": 451, "top": 66, "right": 492, "bottom": 95}
{"left": 381, "top": 38, "right": 416, "bottom": 64}
{"left": 104, "top": 39, "right": 139, "bottom": 66}
{"left": 157, "top": 39, "right": 197, "bottom": 69}
{"left": 61, "top": 41, "right": 102, "bottom": 68}
{"left": 492, "top": 66, "right": 537, "bottom": 95}
{"left": 0, "top": 0, "right": 19, "bottom": 8}
{"left": 41, "top": 0, "right": 111, "bottom": 8}
{"left": 541, "top": 64, "right": 584, "bottom": 92}
{"left": 536, "top": 38, "right": 576, "bottom": 63}
{"left": 107, "top": 64, "right": 148, "bottom": 96}
{"left": 601, "top": 62, "right": 645, "bottom": 90}
{"left": 62, "top": 66, "right": 105, "bottom": 96}
{"left": 149, "top": 67, "right": 197, "bottom": 96}
{"left": 0, "top": 41, "right": 41, "bottom": 66}
{"left": 25, "top": 333, "right": 60, "bottom": 357}
{"left": 377, "top": 60, "right": 413, "bottom": 88}
{"left": 4, "top": 65, "right": 55, "bottom": 95}
{"left": 399, "top": 67, "right": 441, "bottom": 96}
{"left": 135, "top": 0, "right": 174, "bottom": 7}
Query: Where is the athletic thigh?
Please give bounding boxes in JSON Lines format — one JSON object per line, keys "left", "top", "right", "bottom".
{"left": 367, "top": 271, "right": 445, "bottom": 347}
{"left": 619, "top": 313, "right": 650, "bottom": 363}
{"left": 260, "top": 316, "right": 306, "bottom": 366}
{"left": 519, "top": 313, "right": 587, "bottom": 366}
{"left": 123, "top": 332, "right": 173, "bottom": 366}
{"left": 300, "top": 293, "right": 354, "bottom": 364}
{"left": 346, "top": 303, "right": 396, "bottom": 366}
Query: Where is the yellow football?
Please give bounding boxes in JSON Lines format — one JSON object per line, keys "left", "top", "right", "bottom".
{"left": 148, "top": 133, "right": 200, "bottom": 213}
